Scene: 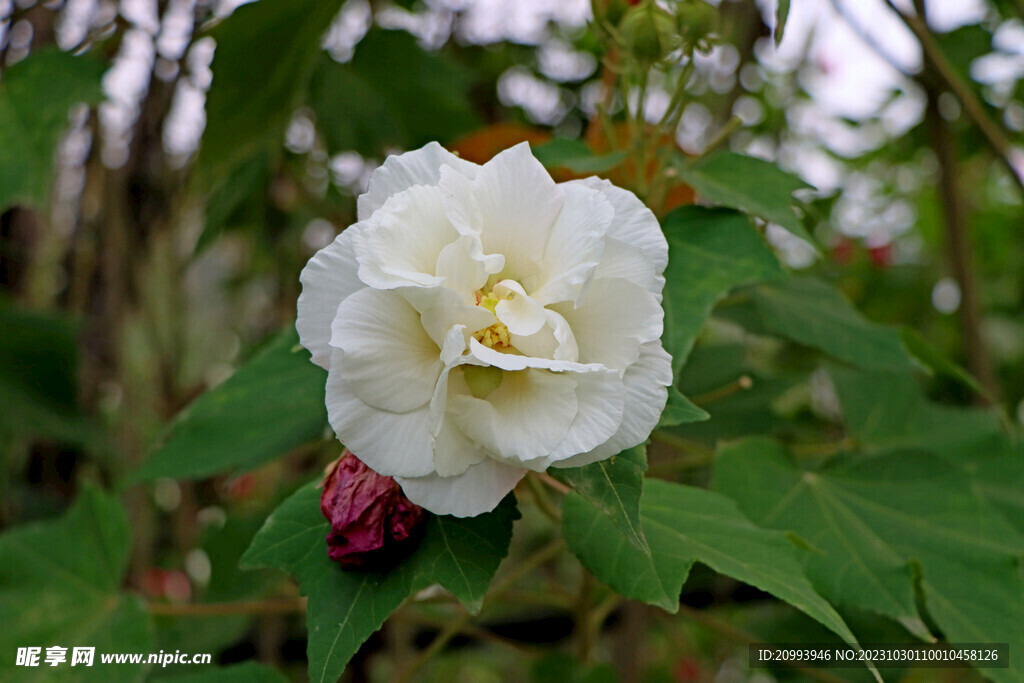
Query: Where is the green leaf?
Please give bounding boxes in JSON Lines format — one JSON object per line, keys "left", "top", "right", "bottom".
{"left": 0, "top": 305, "right": 96, "bottom": 447}
{"left": 672, "top": 152, "right": 815, "bottom": 246}
{"left": 532, "top": 139, "right": 626, "bottom": 173}
{"left": 562, "top": 479, "right": 862, "bottom": 651}
{"left": 661, "top": 206, "right": 785, "bottom": 376}
{"left": 197, "top": 0, "right": 344, "bottom": 185}
{"left": 0, "top": 49, "right": 105, "bottom": 212}
{"left": 551, "top": 445, "right": 650, "bottom": 553}
{"left": 0, "top": 486, "right": 153, "bottom": 681}
{"left": 829, "top": 366, "right": 1001, "bottom": 456}
{"left": 194, "top": 154, "right": 272, "bottom": 255}
{"left": 775, "top": 0, "right": 791, "bottom": 46}
{"left": 165, "top": 662, "right": 288, "bottom": 683}
{"left": 657, "top": 385, "right": 709, "bottom": 428}
{"left": 310, "top": 29, "right": 480, "bottom": 157}
{"left": 747, "top": 277, "right": 916, "bottom": 371}
{"left": 900, "top": 327, "right": 994, "bottom": 402}
{"left": 131, "top": 328, "right": 328, "bottom": 482}
{"left": 713, "top": 438, "right": 1024, "bottom": 683}
{"left": 241, "top": 484, "right": 517, "bottom": 682}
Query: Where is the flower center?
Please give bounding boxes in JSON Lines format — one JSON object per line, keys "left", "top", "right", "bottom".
{"left": 472, "top": 285, "right": 515, "bottom": 350}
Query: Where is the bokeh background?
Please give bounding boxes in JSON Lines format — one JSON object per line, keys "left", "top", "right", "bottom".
{"left": 2, "top": 0, "right": 1023, "bottom": 680}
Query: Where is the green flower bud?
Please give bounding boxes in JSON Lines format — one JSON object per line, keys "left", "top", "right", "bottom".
{"left": 676, "top": 1, "right": 718, "bottom": 51}
{"left": 620, "top": 2, "right": 680, "bottom": 66}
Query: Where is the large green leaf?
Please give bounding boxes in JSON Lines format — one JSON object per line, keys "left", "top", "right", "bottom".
{"left": 0, "top": 486, "right": 153, "bottom": 681}
{"left": 197, "top": 0, "right": 344, "bottom": 185}
{"left": 661, "top": 206, "right": 785, "bottom": 376}
{"left": 745, "top": 277, "right": 916, "bottom": 371}
{"left": 562, "top": 479, "right": 861, "bottom": 651}
{"left": 310, "top": 29, "right": 480, "bottom": 157}
{"left": 0, "top": 49, "right": 105, "bottom": 212}
{"left": 713, "top": 438, "right": 1024, "bottom": 683}
{"left": 550, "top": 445, "right": 650, "bottom": 553}
{"left": 829, "top": 366, "right": 1001, "bottom": 456}
{"left": 240, "top": 484, "right": 517, "bottom": 682}
{"left": 672, "top": 152, "right": 815, "bottom": 245}
{"left": 131, "top": 328, "right": 328, "bottom": 482}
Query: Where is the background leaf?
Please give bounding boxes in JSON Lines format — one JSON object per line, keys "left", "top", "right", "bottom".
{"left": 131, "top": 328, "right": 327, "bottom": 482}
{"left": 713, "top": 438, "right": 1024, "bottom": 683}
{"left": 532, "top": 138, "right": 626, "bottom": 173}
{"left": 563, "top": 479, "right": 862, "bottom": 652}
{"left": 0, "top": 49, "right": 105, "bottom": 212}
{"left": 0, "top": 486, "right": 153, "bottom": 681}
{"left": 672, "top": 152, "right": 814, "bottom": 245}
{"left": 661, "top": 206, "right": 786, "bottom": 376}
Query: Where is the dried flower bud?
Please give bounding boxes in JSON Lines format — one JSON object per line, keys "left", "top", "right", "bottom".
{"left": 320, "top": 450, "right": 428, "bottom": 570}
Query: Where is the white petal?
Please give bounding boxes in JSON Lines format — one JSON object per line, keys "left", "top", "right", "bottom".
{"left": 531, "top": 182, "right": 613, "bottom": 305}
{"left": 592, "top": 237, "right": 665, "bottom": 302}
{"left": 396, "top": 458, "right": 526, "bottom": 518}
{"left": 565, "top": 177, "right": 668, "bottom": 277}
{"left": 468, "top": 338, "right": 602, "bottom": 374}
{"left": 432, "top": 416, "right": 487, "bottom": 477}
{"left": 464, "top": 143, "right": 563, "bottom": 288}
{"left": 550, "top": 277, "right": 663, "bottom": 373}
{"left": 358, "top": 142, "right": 479, "bottom": 221}
{"left": 448, "top": 368, "right": 578, "bottom": 462}
{"left": 510, "top": 309, "right": 579, "bottom": 362}
{"left": 351, "top": 185, "right": 458, "bottom": 290}
{"left": 325, "top": 349, "right": 435, "bottom": 477}
{"left": 434, "top": 234, "right": 490, "bottom": 302}
{"left": 544, "top": 369, "right": 625, "bottom": 463}
{"left": 493, "top": 279, "right": 546, "bottom": 336}
{"left": 329, "top": 288, "right": 441, "bottom": 413}
{"left": 296, "top": 228, "right": 364, "bottom": 369}
{"left": 551, "top": 341, "right": 671, "bottom": 469}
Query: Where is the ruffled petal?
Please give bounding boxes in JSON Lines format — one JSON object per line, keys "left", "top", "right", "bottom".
{"left": 493, "top": 280, "right": 546, "bottom": 336}
{"left": 510, "top": 308, "right": 579, "bottom": 362}
{"left": 550, "top": 277, "right": 663, "bottom": 374}
{"left": 564, "top": 177, "right": 668, "bottom": 277}
{"left": 358, "top": 142, "right": 479, "bottom": 221}
{"left": 456, "top": 143, "right": 564, "bottom": 288}
{"left": 448, "top": 368, "right": 578, "bottom": 462}
{"left": 396, "top": 458, "right": 526, "bottom": 518}
{"left": 468, "top": 338, "right": 602, "bottom": 374}
{"left": 551, "top": 341, "right": 671, "bottom": 469}
{"left": 435, "top": 234, "right": 490, "bottom": 302}
{"left": 351, "top": 185, "right": 458, "bottom": 290}
{"left": 544, "top": 369, "right": 625, "bottom": 464}
{"left": 402, "top": 286, "right": 496, "bottom": 351}
{"left": 330, "top": 288, "right": 441, "bottom": 413}
{"left": 325, "top": 349, "right": 436, "bottom": 477}
{"left": 591, "top": 237, "right": 665, "bottom": 302}
{"left": 297, "top": 228, "right": 364, "bottom": 369}
{"left": 531, "top": 181, "right": 613, "bottom": 306}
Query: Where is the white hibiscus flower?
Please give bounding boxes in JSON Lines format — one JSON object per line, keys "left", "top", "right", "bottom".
{"left": 297, "top": 142, "right": 671, "bottom": 517}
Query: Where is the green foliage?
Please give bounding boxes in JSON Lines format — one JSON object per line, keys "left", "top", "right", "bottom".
{"left": 165, "top": 662, "right": 288, "bottom": 682}
{"left": 0, "top": 486, "right": 153, "bottom": 681}
{"left": 672, "top": 151, "right": 815, "bottom": 245}
{"left": 0, "top": 49, "right": 105, "bottom": 212}
{"left": 550, "top": 445, "right": 650, "bottom": 553}
{"left": 532, "top": 138, "right": 627, "bottom": 173}
{"left": 0, "top": 305, "right": 95, "bottom": 447}
{"left": 562, "top": 479, "right": 864, "bottom": 653}
{"left": 713, "top": 439, "right": 1024, "bottom": 683}
{"left": 131, "top": 328, "right": 327, "bottom": 482}
{"left": 742, "top": 277, "right": 917, "bottom": 371}
{"left": 197, "top": 0, "right": 345, "bottom": 186}
{"left": 241, "top": 484, "right": 518, "bottom": 682}
{"left": 661, "top": 206, "right": 786, "bottom": 376}
{"left": 310, "top": 29, "right": 480, "bottom": 158}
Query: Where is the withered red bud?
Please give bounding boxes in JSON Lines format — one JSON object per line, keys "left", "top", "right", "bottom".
{"left": 319, "top": 450, "right": 428, "bottom": 570}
